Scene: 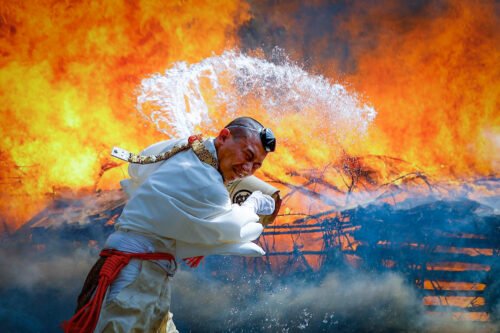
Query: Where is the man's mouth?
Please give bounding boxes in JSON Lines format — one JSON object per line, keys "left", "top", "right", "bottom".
{"left": 233, "top": 167, "right": 245, "bottom": 179}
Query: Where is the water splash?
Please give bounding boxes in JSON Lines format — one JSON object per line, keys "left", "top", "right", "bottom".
{"left": 136, "top": 50, "right": 376, "bottom": 140}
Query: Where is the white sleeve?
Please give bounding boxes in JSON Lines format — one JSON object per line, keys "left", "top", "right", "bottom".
{"left": 116, "top": 148, "right": 265, "bottom": 247}
{"left": 122, "top": 188, "right": 262, "bottom": 245}
{"left": 127, "top": 140, "right": 178, "bottom": 180}
{"left": 203, "top": 204, "right": 264, "bottom": 243}
{"left": 176, "top": 240, "right": 265, "bottom": 259}
{"left": 120, "top": 139, "right": 184, "bottom": 198}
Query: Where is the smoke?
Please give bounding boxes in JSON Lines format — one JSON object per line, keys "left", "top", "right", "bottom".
{"left": 1, "top": 182, "right": 497, "bottom": 332}
{"left": 1, "top": 237, "right": 497, "bottom": 332}
{"left": 170, "top": 267, "right": 494, "bottom": 332}
{"left": 239, "top": 0, "right": 451, "bottom": 73}
{"left": 0, "top": 244, "right": 95, "bottom": 333}
{"left": 1, "top": 172, "right": 497, "bottom": 333}
{"left": 0, "top": 247, "right": 94, "bottom": 292}
{"left": 171, "top": 269, "right": 422, "bottom": 332}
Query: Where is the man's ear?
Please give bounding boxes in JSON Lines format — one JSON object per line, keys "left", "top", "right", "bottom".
{"left": 218, "top": 128, "right": 231, "bottom": 142}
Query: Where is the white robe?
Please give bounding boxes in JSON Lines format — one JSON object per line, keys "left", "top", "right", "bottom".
{"left": 115, "top": 137, "right": 265, "bottom": 259}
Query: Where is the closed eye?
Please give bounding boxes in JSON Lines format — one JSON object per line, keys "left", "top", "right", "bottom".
{"left": 246, "top": 150, "right": 254, "bottom": 161}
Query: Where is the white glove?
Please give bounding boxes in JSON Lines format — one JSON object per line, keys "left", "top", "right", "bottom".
{"left": 242, "top": 191, "right": 275, "bottom": 215}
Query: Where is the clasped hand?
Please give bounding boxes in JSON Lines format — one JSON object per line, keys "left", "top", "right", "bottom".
{"left": 241, "top": 191, "right": 275, "bottom": 215}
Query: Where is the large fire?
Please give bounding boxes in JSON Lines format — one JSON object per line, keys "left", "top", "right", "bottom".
{"left": 0, "top": 0, "right": 498, "bottom": 327}
{"left": 1, "top": 1, "right": 497, "bottom": 229}
{"left": 245, "top": 0, "right": 499, "bottom": 177}
{"left": 0, "top": 0, "right": 250, "bottom": 229}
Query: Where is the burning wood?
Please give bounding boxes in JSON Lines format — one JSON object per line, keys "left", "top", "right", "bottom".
{"left": 2, "top": 132, "right": 495, "bottom": 329}
{"left": 1, "top": 1, "right": 498, "bottom": 331}
{"left": 252, "top": 160, "right": 498, "bottom": 323}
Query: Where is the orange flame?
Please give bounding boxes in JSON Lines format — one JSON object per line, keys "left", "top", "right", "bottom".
{"left": 246, "top": 0, "right": 499, "bottom": 177}
{"left": 0, "top": 0, "right": 498, "bottom": 233}
{"left": 0, "top": 0, "right": 250, "bottom": 229}
{"left": 0, "top": 2, "right": 496, "bottom": 323}
{"left": 344, "top": 1, "right": 500, "bottom": 177}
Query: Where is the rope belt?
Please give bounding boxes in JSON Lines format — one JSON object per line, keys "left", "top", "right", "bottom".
{"left": 63, "top": 249, "right": 176, "bottom": 333}
{"left": 111, "top": 134, "right": 218, "bottom": 169}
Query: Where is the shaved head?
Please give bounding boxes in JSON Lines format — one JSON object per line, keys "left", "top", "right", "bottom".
{"left": 224, "top": 117, "right": 264, "bottom": 140}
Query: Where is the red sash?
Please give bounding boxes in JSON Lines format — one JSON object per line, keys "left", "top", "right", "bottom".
{"left": 63, "top": 249, "right": 176, "bottom": 333}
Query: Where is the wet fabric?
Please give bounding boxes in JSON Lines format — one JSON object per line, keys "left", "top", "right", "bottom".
{"left": 94, "top": 260, "right": 177, "bottom": 333}
{"left": 104, "top": 230, "right": 176, "bottom": 301}
{"left": 116, "top": 137, "right": 265, "bottom": 259}
{"left": 64, "top": 250, "right": 176, "bottom": 333}
{"left": 86, "top": 137, "right": 267, "bottom": 332}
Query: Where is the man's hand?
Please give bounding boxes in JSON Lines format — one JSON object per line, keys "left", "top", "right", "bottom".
{"left": 242, "top": 191, "right": 275, "bottom": 215}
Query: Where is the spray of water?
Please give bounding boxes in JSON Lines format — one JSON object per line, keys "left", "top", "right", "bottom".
{"left": 136, "top": 50, "right": 376, "bottom": 141}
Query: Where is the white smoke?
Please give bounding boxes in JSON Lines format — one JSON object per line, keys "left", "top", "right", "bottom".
{"left": 170, "top": 268, "right": 496, "bottom": 332}
{"left": 0, "top": 247, "right": 94, "bottom": 292}
{"left": 0, "top": 246, "right": 496, "bottom": 332}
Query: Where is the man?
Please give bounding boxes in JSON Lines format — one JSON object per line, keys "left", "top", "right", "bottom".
{"left": 65, "top": 117, "right": 277, "bottom": 332}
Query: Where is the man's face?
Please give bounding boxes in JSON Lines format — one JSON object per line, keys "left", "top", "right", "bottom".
{"left": 216, "top": 129, "right": 268, "bottom": 183}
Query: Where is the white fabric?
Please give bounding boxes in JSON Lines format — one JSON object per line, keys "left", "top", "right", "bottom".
{"left": 104, "top": 230, "right": 177, "bottom": 302}
{"left": 115, "top": 137, "right": 265, "bottom": 259}
{"left": 241, "top": 190, "right": 276, "bottom": 215}
{"left": 94, "top": 261, "right": 175, "bottom": 333}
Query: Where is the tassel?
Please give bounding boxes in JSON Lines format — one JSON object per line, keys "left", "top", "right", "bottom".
{"left": 183, "top": 256, "right": 204, "bottom": 268}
